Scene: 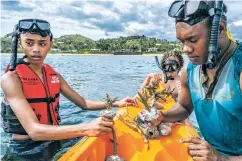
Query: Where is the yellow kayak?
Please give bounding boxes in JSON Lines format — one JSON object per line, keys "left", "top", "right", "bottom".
{"left": 59, "top": 107, "right": 198, "bottom": 161}
{"left": 59, "top": 83, "right": 199, "bottom": 161}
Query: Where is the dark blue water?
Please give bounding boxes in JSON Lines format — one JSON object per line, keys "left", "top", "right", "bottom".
{"left": 0, "top": 55, "right": 198, "bottom": 159}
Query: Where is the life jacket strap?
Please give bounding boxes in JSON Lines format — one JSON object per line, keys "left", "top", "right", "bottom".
{"left": 26, "top": 93, "right": 60, "bottom": 103}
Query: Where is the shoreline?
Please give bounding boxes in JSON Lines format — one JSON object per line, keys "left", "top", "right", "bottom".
{"left": 1, "top": 53, "right": 167, "bottom": 56}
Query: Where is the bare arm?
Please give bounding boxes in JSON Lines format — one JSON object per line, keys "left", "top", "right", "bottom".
{"left": 220, "top": 155, "right": 242, "bottom": 161}
{"left": 1, "top": 72, "right": 113, "bottom": 141}
{"left": 162, "top": 67, "right": 193, "bottom": 122}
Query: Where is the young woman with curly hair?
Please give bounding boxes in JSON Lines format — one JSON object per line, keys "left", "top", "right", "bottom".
{"left": 137, "top": 50, "right": 184, "bottom": 101}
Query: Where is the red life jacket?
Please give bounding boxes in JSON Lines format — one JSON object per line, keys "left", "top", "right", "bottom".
{"left": 17, "top": 63, "right": 61, "bottom": 125}
{"left": 3, "top": 62, "right": 61, "bottom": 127}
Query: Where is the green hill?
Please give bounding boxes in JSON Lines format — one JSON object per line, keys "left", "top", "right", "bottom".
{"left": 52, "top": 35, "right": 96, "bottom": 53}
{"left": 1, "top": 34, "right": 181, "bottom": 54}
{"left": 1, "top": 37, "right": 12, "bottom": 53}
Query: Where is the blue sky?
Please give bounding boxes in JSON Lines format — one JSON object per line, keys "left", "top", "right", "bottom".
{"left": 1, "top": 0, "right": 242, "bottom": 41}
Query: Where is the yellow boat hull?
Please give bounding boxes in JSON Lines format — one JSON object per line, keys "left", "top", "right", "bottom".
{"left": 59, "top": 107, "right": 198, "bottom": 161}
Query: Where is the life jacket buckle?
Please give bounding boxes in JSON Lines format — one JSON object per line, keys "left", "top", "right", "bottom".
{"left": 48, "top": 95, "right": 56, "bottom": 103}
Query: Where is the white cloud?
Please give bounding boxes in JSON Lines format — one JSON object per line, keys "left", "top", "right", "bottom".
{"left": 1, "top": 0, "right": 241, "bottom": 41}
{"left": 53, "top": 17, "right": 79, "bottom": 26}
{"left": 126, "top": 21, "right": 155, "bottom": 32}
{"left": 233, "top": 20, "right": 242, "bottom": 26}
{"left": 19, "top": 0, "right": 38, "bottom": 8}
{"left": 113, "top": 1, "right": 134, "bottom": 13}
{"left": 82, "top": 3, "right": 102, "bottom": 15}
{"left": 144, "top": 0, "right": 173, "bottom": 7}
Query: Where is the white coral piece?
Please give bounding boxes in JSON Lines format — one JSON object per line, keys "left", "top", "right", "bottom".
{"left": 101, "top": 110, "right": 116, "bottom": 119}
{"left": 138, "top": 108, "right": 161, "bottom": 122}
{"left": 158, "top": 123, "right": 172, "bottom": 136}
{"left": 144, "top": 127, "right": 160, "bottom": 139}
{"left": 106, "top": 155, "right": 125, "bottom": 161}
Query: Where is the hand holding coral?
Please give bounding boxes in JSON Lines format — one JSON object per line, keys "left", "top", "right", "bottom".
{"left": 85, "top": 117, "right": 114, "bottom": 137}
{"left": 116, "top": 97, "right": 138, "bottom": 107}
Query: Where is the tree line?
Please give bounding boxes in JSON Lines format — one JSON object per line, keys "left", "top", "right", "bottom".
{"left": 1, "top": 34, "right": 182, "bottom": 54}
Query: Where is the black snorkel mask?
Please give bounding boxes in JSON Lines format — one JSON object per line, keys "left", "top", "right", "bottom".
{"left": 4, "top": 19, "right": 53, "bottom": 71}
{"left": 168, "top": 0, "right": 224, "bottom": 69}
{"left": 162, "top": 60, "right": 180, "bottom": 72}
{"left": 155, "top": 56, "right": 180, "bottom": 83}
{"left": 168, "top": 0, "right": 211, "bottom": 25}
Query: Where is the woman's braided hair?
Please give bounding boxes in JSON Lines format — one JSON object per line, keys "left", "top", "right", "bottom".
{"left": 160, "top": 50, "right": 184, "bottom": 72}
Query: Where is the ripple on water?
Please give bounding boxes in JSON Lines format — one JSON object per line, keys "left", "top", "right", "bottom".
{"left": 85, "top": 113, "right": 99, "bottom": 119}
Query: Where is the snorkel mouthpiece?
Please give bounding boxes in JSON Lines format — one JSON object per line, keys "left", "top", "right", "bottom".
{"left": 206, "top": 53, "right": 217, "bottom": 69}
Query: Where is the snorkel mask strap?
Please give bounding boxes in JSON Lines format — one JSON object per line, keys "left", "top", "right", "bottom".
{"left": 206, "top": 0, "right": 224, "bottom": 69}
{"left": 154, "top": 56, "right": 168, "bottom": 83}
